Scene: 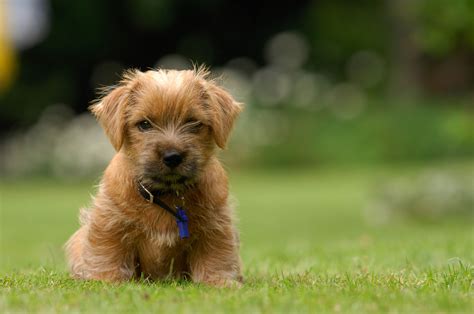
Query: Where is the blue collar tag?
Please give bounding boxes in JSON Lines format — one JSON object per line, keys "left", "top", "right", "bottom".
{"left": 176, "top": 206, "right": 189, "bottom": 239}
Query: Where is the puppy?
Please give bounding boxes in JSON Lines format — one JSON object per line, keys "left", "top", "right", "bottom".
{"left": 65, "top": 67, "right": 243, "bottom": 287}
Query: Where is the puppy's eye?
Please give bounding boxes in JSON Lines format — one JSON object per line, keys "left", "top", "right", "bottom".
{"left": 185, "top": 119, "right": 204, "bottom": 133}
{"left": 137, "top": 120, "right": 153, "bottom": 132}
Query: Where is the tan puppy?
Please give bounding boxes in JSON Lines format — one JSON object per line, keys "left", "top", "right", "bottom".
{"left": 65, "top": 67, "right": 243, "bottom": 287}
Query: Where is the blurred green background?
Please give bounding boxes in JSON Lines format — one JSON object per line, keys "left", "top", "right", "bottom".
{"left": 1, "top": 0, "right": 472, "bottom": 218}
{"left": 1, "top": 0, "right": 473, "bottom": 242}
{"left": 1, "top": 0, "right": 474, "bottom": 267}
{"left": 1, "top": 0, "right": 473, "bottom": 174}
{"left": 0, "top": 1, "right": 473, "bottom": 311}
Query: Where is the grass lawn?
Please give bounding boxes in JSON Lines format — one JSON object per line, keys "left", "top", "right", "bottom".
{"left": 1, "top": 162, "right": 473, "bottom": 313}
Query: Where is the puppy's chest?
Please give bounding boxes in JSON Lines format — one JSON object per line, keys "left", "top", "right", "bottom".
{"left": 137, "top": 207, "right": 197, "bottom": 249}
{"left": 136, "top": 202, "right": 205, "bottom": 241}
{"left": 144, "top": 226, "right": 180, "bottom": 248}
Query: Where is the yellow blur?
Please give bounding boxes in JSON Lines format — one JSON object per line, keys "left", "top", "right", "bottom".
{"left": 0, "top": 1, "right": 16, "bottom": 92}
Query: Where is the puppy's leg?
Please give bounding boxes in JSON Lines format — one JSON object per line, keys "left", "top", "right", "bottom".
{"left": 65, "top": 226, "right": 87, "bottom": 277}
{"left": 189, "top": 224, "right": 242, "bottom": 287}
{"left": 66, "top": 220, "right": 136, "bottom": 282}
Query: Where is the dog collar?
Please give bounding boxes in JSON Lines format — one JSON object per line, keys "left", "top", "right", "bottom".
{"left": 138, "top": 182, "right": 189, "bottom": 239}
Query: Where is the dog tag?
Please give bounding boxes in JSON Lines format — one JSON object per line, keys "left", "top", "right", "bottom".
{"left": 176, "top": 206, "right": 189, "bottom": 239}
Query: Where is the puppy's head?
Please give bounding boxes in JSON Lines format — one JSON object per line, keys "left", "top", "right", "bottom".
{"left": 91, "top": 67, "right": 242, "bottom": 192}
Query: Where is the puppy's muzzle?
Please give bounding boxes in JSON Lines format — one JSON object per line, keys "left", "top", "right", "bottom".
{"left": 162, "top": 150, "right": 183, "bottom": 169}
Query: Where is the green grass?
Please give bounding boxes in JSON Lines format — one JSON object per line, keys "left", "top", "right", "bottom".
{"left": 1, "top": 163, "right": 473, "bottom": 313}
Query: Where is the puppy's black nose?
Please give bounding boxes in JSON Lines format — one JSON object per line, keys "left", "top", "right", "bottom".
{"left": 163, "top": 150, "right": 183, "bottom": 168}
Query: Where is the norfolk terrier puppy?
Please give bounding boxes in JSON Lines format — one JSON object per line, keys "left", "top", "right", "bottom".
{"left": 65, "top": 67, "right": 243, "bottom": 287}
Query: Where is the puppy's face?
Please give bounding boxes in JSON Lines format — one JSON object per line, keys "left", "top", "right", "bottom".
{"left": 91, "top": 68, "right": 242, "bottom": 192}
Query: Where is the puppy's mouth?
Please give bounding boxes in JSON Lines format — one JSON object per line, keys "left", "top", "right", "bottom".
{"left": 139, "top": 161, "right": 199, "bottom": 194}
{"left": 141, "top": 173, "right": 196, "bottom": 193}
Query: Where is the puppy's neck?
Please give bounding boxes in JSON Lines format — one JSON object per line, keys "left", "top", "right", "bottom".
{"left": 100, "top": 153, "right": 227, "bottom": 210}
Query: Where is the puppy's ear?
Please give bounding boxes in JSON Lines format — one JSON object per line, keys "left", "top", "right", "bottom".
{"left": 89, "top": 70, "right": 140, "bottom": 151}
{"left": 206, "top": 83, "right": 243, "bottom": 149}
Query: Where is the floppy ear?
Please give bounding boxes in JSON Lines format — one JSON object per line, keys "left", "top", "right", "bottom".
{"left": 89, "top": 70, "right": 142, "bottom": 151}
{"left": 206, "top": 83, "right": 243, "bottom": 149}
{"left": 90, "top": 84, "right": 129, "bottom": 151}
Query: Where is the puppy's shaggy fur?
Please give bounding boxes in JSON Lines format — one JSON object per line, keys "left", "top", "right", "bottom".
{"left": 65, "top": 68, "right": 243, "bottom": 287}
